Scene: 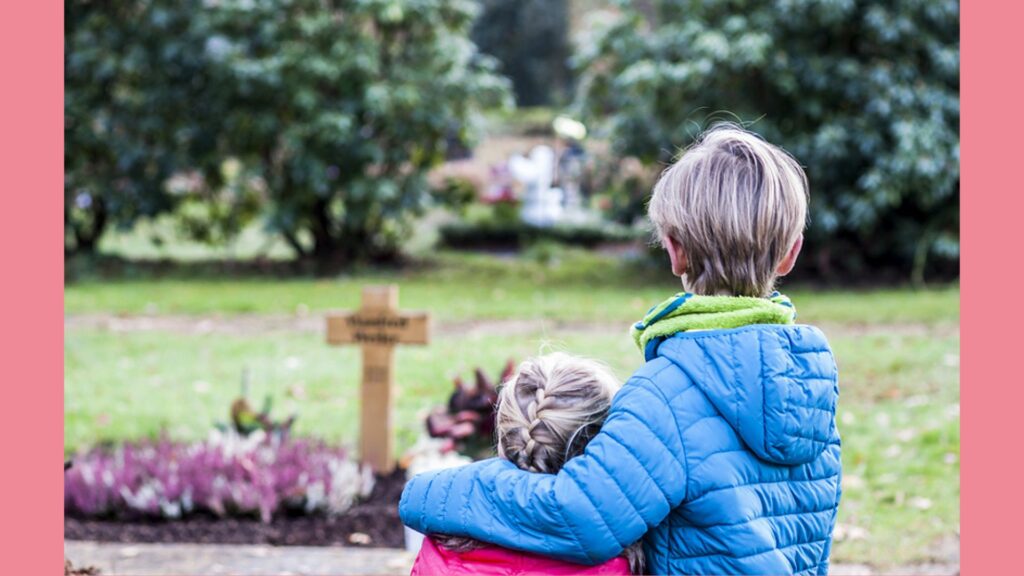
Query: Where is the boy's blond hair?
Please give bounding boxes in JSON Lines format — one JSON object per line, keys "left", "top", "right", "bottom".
{"left": 648, "top": 123, "right": 809, "bottom": 297}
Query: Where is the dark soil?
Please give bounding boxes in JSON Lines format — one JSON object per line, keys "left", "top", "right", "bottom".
{"left": 64, "top": 471, "right": 406, "bottom": 548}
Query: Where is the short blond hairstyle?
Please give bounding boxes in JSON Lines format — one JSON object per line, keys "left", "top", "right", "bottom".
{"left": 648, "top": 123, "right": 808, "bottom": 297}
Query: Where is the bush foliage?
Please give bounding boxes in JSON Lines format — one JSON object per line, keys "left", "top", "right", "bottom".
{"left": 576, "top": 0, "right": 960, "bottom": 280}
{"left": 65, "top": 0, "right": 511, "bottom": 264}
{"left": 439, "top": 219, "right": 643, "bottom": 250}
{"left": 203, "top": 0, "right": 511, "bottom": 264}
{"left": 64, "top": 1, "right": 214, "bottom": 253}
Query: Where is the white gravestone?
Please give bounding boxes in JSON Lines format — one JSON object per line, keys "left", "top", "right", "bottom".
{"left": 510, "top": 145, "right": 564, "bottom": 227}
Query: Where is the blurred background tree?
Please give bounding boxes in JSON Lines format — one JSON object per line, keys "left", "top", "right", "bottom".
{"left": 64, "top": 0, "right": 215, "bottom": 254}
{"left": 65, "top": 0, "right": 510, "bottom": 266}
{"left": 64, "top": 0, "right": 960, "bottom": 282}
{"left": 471, "top": 0, "right": 572, "bottom": 106}
{"left": 575, "top": 0, "right": 960, "bottom": 281}
{"left": 201, "top": 0, "right": 511, "bottom": 266}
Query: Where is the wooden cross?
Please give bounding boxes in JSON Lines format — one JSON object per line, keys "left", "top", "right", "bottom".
{"left": 326, "top": 285, "right": 430, "bottom": 473}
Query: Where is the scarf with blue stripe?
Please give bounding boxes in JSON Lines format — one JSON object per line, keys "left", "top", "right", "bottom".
{"left": 630, "top": 291, "right": 796, "bottom": 361}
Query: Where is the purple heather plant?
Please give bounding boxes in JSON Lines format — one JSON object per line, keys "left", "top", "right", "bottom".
{"left": 65, "top": 430, "right": 374, "bottom": 523}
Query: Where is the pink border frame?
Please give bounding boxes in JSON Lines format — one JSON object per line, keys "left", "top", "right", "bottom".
{"left": 961, "top": 2, "right": 1017, "bottom": 574}
{"left": 0, "top": 1, "right": 63, "bottom": 572}
{"left": 0, "top": 1, "right": 1005, "bottom": 572}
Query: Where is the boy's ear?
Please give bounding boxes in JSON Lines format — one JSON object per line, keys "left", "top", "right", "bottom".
{"left": 776, "top": 235, "right": 804, "bottom": 276}
{"left": 664, "top": 235, "right": 688, "bottom": 277}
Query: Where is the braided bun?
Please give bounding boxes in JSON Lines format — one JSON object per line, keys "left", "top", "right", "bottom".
{"left": 496, "top": 353, "right": 621, "bottom": 474}
{"left": 439, "top": 353, "right": 641, "bottom": 573}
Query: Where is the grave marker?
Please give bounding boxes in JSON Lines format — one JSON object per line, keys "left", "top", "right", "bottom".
{"left": 326, "top": 285, "right": 430, "bottom": 473}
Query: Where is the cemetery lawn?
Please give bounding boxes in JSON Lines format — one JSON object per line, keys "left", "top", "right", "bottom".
{"left": 64, "top": 250, "right": 959, "bottom": 568}
{"left": 66, "top": 250, "right": 958, "bottom": 324}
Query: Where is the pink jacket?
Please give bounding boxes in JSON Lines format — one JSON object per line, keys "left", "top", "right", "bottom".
{"left": 411, "top": 536, "right": 632, "bottom": 575}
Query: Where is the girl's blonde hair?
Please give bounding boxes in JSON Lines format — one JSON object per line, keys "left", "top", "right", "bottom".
{"left": 496, "top": 352, "right": 621, "bottom": 473}
{"left": 500, "top": 353, "right": 644, "bottom": 573}
{"left": 648, "top": 122, "right": 809, "bottom": 297}
{"left": 435, "top": 353, "right": 644, "bottom": 572}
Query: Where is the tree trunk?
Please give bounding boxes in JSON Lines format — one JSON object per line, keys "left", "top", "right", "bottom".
{"left": 67, "top": 197, "right": 108, "bottom": 255}
{"left": 815, "top": 245, "right": 834, "bottom": 281}
{"left": 303, "top": 199, "right": 401, "bottom": 272}
{"left": 281, "top": 229, "right": 308, "bottom": 259}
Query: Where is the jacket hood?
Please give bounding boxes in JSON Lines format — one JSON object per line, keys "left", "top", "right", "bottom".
{"left": 656, "top": 324, "right": 839, "bottom": 466}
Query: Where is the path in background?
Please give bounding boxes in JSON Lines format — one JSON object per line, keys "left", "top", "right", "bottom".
{"left": 65, "top": 313, "right": 956, "bottom": 339}
{"left": 65, "top": 541, "right": 959, "bottom": 576}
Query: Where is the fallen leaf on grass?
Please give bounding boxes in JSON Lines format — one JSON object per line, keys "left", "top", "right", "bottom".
{"left": 833, "top": 523, "right": 868, "bottom": 542}
{"left": 909, "top": 497, "right": 933, "bottom": 510}
{"left": 881, "top": 388, "right": 902, "bottom": 400}
{"left": 895, "top": 428, "right": 916, "bottom": 442}
{"left": 875, "top": 413, "right": 891, "bottom": 428}
{"left": 903, "top": 395, "right": 929, "bottom": 408}
{"left": 842, "top": 475, "right": 866, "bottom": 490}
{"left": 287, "top": 382, "right": 306, "bottom": 400}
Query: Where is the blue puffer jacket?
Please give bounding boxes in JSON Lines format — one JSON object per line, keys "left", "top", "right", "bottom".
{"left": 400, "top": 325, "right": 842, "bottom": 575}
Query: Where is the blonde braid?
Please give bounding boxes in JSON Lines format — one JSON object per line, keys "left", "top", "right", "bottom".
{"left": 496, "top": 353, "right": 621, "bottom": 474}
{"left": 441, "top": 353, "right": 644, "bottom": 572}
{"left": 518, "top": 384, "right": 560, "bottom": 472}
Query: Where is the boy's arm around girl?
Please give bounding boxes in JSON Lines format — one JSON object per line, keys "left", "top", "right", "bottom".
{"left": 400, "top": 372, "right": 686, "bottom": 565}
{"left": 401, "top": 323, "right": 843, "bottom": 573}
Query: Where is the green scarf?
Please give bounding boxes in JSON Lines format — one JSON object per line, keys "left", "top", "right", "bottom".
{"left": 630, "top": 291, "right": 796, "bottom": 360}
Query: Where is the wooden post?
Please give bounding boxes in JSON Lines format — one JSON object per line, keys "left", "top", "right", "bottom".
{"left": 326, "top": 285, "right": 430, "bottom": 473}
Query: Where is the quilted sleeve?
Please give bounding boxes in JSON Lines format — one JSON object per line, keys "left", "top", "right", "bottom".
{"left": 399, "top": 377, "right": 688, "bottom": 565}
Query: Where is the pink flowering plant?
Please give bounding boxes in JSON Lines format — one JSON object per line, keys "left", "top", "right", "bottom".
{"left": 65, "top": 430, "right": 374, "bottom": 523}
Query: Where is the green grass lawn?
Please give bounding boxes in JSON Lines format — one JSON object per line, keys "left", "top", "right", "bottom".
{"left": 64, "top": 250, "right": 959, "bottom": 567}
{"left": 66, "top": 250, "right": 960, "bottom": 325}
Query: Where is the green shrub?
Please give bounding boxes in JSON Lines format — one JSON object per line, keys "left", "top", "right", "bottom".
{"left": 66, "top": 0, "right": 513, "bottom": 267}
{"left": 202, "top": 0, "right": 512, "bottom": 266}
{"left": 64, "top": 0, "right": 214, "bottom": 253}
{"left": 575, "top": 0, "right": 959, "bottom": 281}
{"left": 438, "top": 219, "right": 643, "bottom": 250}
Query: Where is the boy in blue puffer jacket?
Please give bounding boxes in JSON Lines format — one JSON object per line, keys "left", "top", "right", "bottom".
{"left": 400, "top": 124, "right": 841, "bottom": 575}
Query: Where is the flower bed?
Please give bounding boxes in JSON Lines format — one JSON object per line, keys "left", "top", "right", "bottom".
{"left": 65, "top": 363, "right": 515, "bottom": 549}
{"left": 64, "top": 470, "right": 407, "bottom": 548}
{"left": 65, "top": 430, "right": 373, "bottom": 523}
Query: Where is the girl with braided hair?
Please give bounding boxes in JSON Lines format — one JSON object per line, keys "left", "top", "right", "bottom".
{"left": 411, "top": 352, "right": 643, "bottom": 575}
